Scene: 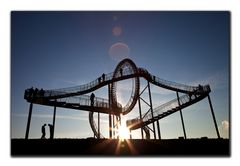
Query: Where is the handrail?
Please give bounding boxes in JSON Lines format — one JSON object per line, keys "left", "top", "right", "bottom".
{"left": 24, "top": 67, "right": 202, "bottom": 100}
{"left": 126, "top": 85, "right": 210, "bottom": 128}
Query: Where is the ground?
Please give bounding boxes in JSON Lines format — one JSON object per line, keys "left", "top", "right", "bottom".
{"left": 11, "top": 138, "right": 230, "bottom": 156}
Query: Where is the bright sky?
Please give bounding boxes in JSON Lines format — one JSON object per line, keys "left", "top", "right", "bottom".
{"left": 11, "top": 11, "right": 229, "bottom": 139}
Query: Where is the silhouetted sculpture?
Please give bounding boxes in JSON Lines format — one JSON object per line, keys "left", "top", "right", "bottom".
{"left": 41, "top": 124, "right": 46, "bottom": 139}
{"left": 120, "top": 68, "right": 123, "bottom": 77}
{"left": 90, "top": 93, "right": 95, "bottom": 106}
{"left": 48, "top": 124, "right": 54, "bottom": 139}
{"left": 102, "top": 73, "right": 105, "bottom": 81}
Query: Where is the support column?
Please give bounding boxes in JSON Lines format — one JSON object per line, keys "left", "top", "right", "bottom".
{"left": 138, "top": 98, "right": 144, "bottom": 139}
{"left": 177, "top": 92, "right": 187, "bottom": 139}
{"left": 113, "top": 115, "right": 115, "bottom": 138}
{"left": 109, "top": 114, "right": 112, "bottom": 139}
{"left": 208, "top": 95, "right": 220, "bottom": 139}
{"left": 52, "top": 101, "right": 57, "bottom": 139}
{"left": 116, "top": 116, "right": 119, "bottom": 139}
{"left": 98, "top": 112, "right": 100, "bottom": 139}
{"left": 25, "top": 102, "right": 33, "bottom": 139}
{"left": 129, "top": 130, "right": 132, "bottom": 139}
{"left": 156, "top": 120, "right": 161, "bottom": 140}
{"left": 147, "top": 81, "right": 156, "bottom": 139}
{"left": 108, "top": 83, "right": 112, "bottom": 139}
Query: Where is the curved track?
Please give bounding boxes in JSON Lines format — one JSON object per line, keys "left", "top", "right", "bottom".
{"left": 24, "top": 58, "right": 210, "bottom": 138}
{"left": 111, "top": 58, "right": 140, "bottom": 115}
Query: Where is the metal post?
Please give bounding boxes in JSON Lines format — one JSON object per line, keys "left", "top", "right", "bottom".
{"left": 116, "top": 116, "right": 119, "bottom": 139}
{"left": 147, "top": 81, "right": 156, "bottom": 139}
{"left": 113, "top": 115, "right": 115, "bottom": 138}
{"left": 129, "top": 130, "right": 132, "bottom": 139}
{"left": 138, "top": 98, "right": 144, "bottom": 139}
{"left": 98, "top": 112, "right": 100, "bottom": 139}
{"left": 156, "top": 120, "right": 161, "bottom": 140}
{"left": 108, "top": 84, "right": 112, "bottom": 139}
{"left": 52, "top": 101, "right": 57, "bottom": 139}
{"left": 109, "top": 114, "right": 112, "bottom": 139}
{"left": 25, "top": 103, "right": 33, "bottom": 139}
{"left": 208, "top": 95, "right": 220, "bottom": 138}
{"left": 176, "top": 92, "right": 187, "bottom": 139}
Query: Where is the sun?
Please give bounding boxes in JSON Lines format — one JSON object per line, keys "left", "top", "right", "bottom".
{"left": 118, "top": 125, "right": 130, "bottom": 140}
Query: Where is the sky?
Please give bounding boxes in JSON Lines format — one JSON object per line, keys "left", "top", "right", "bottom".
{"left": 11, "top": 11, "right": 229, "bottom": 139}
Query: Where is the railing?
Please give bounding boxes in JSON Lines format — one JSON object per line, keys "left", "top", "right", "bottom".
{"left": 45, "top": 72, "right": 115, "bottom": 98}
{"left": 126, "top": 94, "right": 189, "bottom": 127}
{"left": 89, "top": 112, "right": 104, "bottom": 138}
{"left": 33, "top": 67, "right": 137, "bottom": 99}
{"left": 126, "top": 84, "right": 210, "bottom": 128}
{"left": 55, "top": 95, "right": 112, "bottom": 108}
{"left": 137, "top": 67, "right": 198, "bottom": 93}
{"left": 25, "top": 66, "right": 205, "bottom": 100}
{"left": 151, "top": 75, "right": 197, "bottom": 92}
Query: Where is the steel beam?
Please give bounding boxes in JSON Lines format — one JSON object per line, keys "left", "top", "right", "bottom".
{"left": 156, "top": 120, "right": 161, "bottom": 140}
{"left": 112, "top": 114, "right": 115, "bottom": 138}
{"left": 98, "top": 112, "right": 100, "bottom": 139}
{"left": 108, "top": 84, "right": 112, "bottom": 139}
{"left": 25, "top": 102, "right": 33, "bottom": 139}
{"left": 208, "top": 95, "right": 220, "bottom": 138}
{"left": 129, "top": 129, "right": 132, "bottom": 139}
{"left": 177, "top": 92, "right": 187, "bottom": 139}
{"left": 109, "top": 115, "right": 112, "bottom": 139}
{"left": 138, "top": 98, "right": 144, "bottom": 139}
{"left": 147, "top": 81, "right": 156, "bottom": 139}
{"left": 52, "top": 101, "right": 57, "bottom": 139}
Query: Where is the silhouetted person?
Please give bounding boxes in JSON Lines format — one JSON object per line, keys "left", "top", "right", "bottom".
{"left": 24, "top": 90, "right": 27, "bottom": 99}
{"left": 48, "top": 124, "right": 54, "bottom": 139}
{"left": 98, "top": 77, "right": 101, "bottom": 84}
{"left": 120, "top": 68, "right": 123, "bottom": 77}
{"left": 39, "top": 88, "right": 44, "bottom": 97}
{"left": 153, "top": 76, "right": 156, "bottom": 82}
{"left": 29, "top": 87, "right": 34, "bottom": 98}
{"left": 189, "top": 93, "right": 192, "bottom": 100}
{"left": 33, "top": 88, "right": 39, "bottom": 98}
{"left": 90, "top": 93, "right": 95, "bottom": 106}
{"left": 102, "top": 73, "right": 105, "bottom": 81}
{"left": 41, "top": 124, "right": 46, "bottom": 139}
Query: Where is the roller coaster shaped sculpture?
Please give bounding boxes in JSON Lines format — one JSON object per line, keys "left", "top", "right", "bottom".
{"left": 24, "top": 58, "right": 220, "bottom": 139}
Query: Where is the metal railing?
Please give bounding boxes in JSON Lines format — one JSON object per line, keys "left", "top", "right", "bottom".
{"left": 126, "top": 84, "right": 210, "bottom": 128}
{"left": 89, "top": 112, "right": 104, "bottom": 138}
{"left": 126, "top": 84, "right": 210, "bottom": 127}
{"left": 126, "top": 94, "right": 193, "bottom": 127}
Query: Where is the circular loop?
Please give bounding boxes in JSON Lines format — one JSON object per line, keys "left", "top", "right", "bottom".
{"left": 111, "top": 58, "right": 140, "bottom": 115}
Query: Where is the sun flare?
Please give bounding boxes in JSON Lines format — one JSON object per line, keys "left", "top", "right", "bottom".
{"left": 118, "top": 125, "right": 130, "bottom": 140}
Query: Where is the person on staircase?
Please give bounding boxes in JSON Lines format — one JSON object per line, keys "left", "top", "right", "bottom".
{"left": 90, "top": 93, "right": 95, "bottom": 106}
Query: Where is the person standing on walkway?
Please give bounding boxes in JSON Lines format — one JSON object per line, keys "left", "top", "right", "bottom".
{"left": 90, "top": 93, "right": 95, "bottom": 106}
{"left": 41, "top": 124, "right": 46, "bottom": 139}
{"left": 102, "top": 73, "right": 105, "bottom": 81}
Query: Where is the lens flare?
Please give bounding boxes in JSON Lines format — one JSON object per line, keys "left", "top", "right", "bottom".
{"left": 112, "top": 26, "right": 122, "bottom": 36}
{"left": 118, "top": 125, "right": 130, "bottom": 140}
{"left": 108, "top": 42, "right": 130, "bottom": 61}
